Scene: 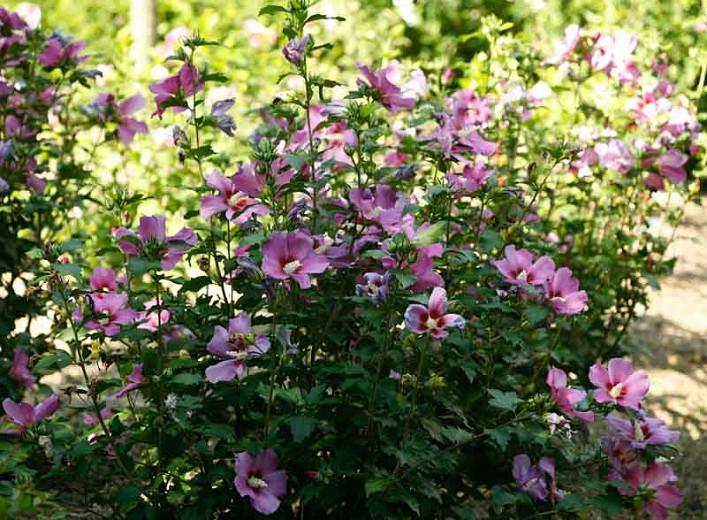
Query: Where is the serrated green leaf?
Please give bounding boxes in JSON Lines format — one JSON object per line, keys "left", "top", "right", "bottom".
{"left": 288, "top": 416, "right": 317, "bottom": 442}
{"left": 488, "top": 389, "right": 520, "bottom": 411}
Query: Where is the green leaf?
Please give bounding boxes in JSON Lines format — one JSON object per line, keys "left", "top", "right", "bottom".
{"left": 274, "top": 387, "right": 304, "bottom": 405}
{"left": 488, "top": 389, "right": 520, "bottom": 411}
{"left": 181, "top": 276, "right": 211, "bottom": 292}
{"left": 491, "top": 485, "right": 528, "bottom": 506}
{"left": 127, "top": 258, "right": 160, "bottom": 275}
{"left": 305, "top": 14, "right": 345, "bottom": 23}
{"left": 285, "top": 152, "right": 309, "bottom": 170}
{"left": 141, "top": 348, "right": 159, "bottom": 376}
{"left": 288, "top": 416, "right": 317, "bottom": 442}
{"left": 479, "top": 229, "right": 503, "bottom": 252}
{"left": 113, "top": 485, "right": 140, "bottom": 505}
{"left": 59, "top": 238, "right": 82, "bottom": 253}
{"left": 410, "top": 221, "right": 446, "bottom": 247}
{"left": 365, "top": 477, "right": 392, "bottom": 497}
{"left": 171, "top": 372, "right": 202, "bottom": 385}
{"left": 440, "top": 426, "right": 475, "bottom": 444}
{"left": 54, "top": 262, "right": 82, "bottom": 280}
{"left": 525, "top": 303, "right": 549, "bottom": 325}
{"left": 484, "top": 426, "right": 512, "bottom": 450}
{"left": 557, "top": 494, "right": 584, "bottom": 512}
{"left": 392, "top": 269, "right": 416, "bottom": 289}
{"left": 199, "top": 423, "right": 234, "bottom": 439}
{"left": 258, "top": 5, "right": 287, "bottom": 16}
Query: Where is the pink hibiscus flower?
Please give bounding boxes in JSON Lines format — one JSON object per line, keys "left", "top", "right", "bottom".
{"left": 350, "top": 184, "right": 408, "bottom": 233}
{"left": 199, "top": 169, "right": 269, "bottom": 223}
{"left": 2, "top": 394, "right": 59, "bottom": 434}
{"left": 595, "top": 139, "right": 633, "bottom": 173}
{"left": 493, "top": 245, "right": 555, "bottom": 286}
{"left": 9, "top": 349, "right": 36, "bottom": 388}
{"left": 261, "top": 231, "right": 329, "bottom": 289}
{"left": 356, "top": 63, "right": 416, "bottom": 113}
{"left": 137, "top": 299, "right": 171, "bottom": 332}
{"left": 90, "top": 266, "right": 118, "bottom": 292}
{"left": 589, "top": 358, "right": 649, "bottom": 410}
{"left": 447, "top": 162, "right": 494, "bottom": 193}
{"left": 658, "top": 148, "right": 688, "bottom": 184}
{"left": 543, "top": 267, "right": 588, "bottom": 315}
{"left": 115, "top": 215, "right": 197, "bottom": 270}
{"left": 512, "top": 454, "right": 562, "bottom": 502}
{"left": 546, "top": 24, "right": 581, "bottom": 64}
{"left": 37, "top": 37, "right": 87, "bottom": 68}
{"left": 85, "top": 292, "right": 138, "bottom": 337}
{"left": 613, "top": 462, "right": 683, "bottom": 520}
{"left": 546, "top": 367, "right": 594, "bottom": 422}
{"left": 404, "top": 287, "right": 465, "bottom": 339}
{"left": 149, "top": 62, "right": 203, "bottom": 116}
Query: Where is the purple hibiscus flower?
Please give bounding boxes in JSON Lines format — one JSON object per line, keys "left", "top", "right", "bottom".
{"left": 235, "top": 448, "right": 288, "bottom": 515}
{"left": 205, "top": 313, "right": 270, "bottom": 383}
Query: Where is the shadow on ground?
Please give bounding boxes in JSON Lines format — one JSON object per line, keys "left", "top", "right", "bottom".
{"left": 630, "top": 202, "right": 707, "bottom": 518}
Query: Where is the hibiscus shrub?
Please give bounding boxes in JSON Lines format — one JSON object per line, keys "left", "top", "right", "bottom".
{"left": 1, "top": 2, "right": 703, "bottom": 519}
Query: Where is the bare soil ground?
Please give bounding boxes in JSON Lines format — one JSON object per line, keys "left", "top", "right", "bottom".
{"left": 631, "top": 202, "right": 707, "bottom": 518}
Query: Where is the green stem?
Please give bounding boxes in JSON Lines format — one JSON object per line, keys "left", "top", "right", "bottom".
{"left": 403, "top": 334, "right": 430, "bottom": 435}
{"left": 154, "top": 275, "right": 166, "bottom": 472}
{"left": 365, "top": 310, "right": 395, "bottom": 439}
{"left": 301, "top": 57, "right": 318, "bottom": 231}
{"left": 57, "top": 275, "right": 134, "bottom": 482}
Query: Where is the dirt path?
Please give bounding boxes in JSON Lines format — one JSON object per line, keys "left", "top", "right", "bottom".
{"left": 631, "top": 201, "right": 707, "bottom": 517}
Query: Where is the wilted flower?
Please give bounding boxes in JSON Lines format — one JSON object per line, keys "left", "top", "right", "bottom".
{"left": 282, "top": 34, "right": 311, "bottom": 65}
{"left": 512, "top": 454, "right": 561, "bottom": 501}
{"left": 115, "top": 364, "right": 144, "bottom": 398}
{"left": 355, "top": 272, "right": 391, "bottom": 303}
{"left": 210, "top": 98, "right": 237, "bottom": 136}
